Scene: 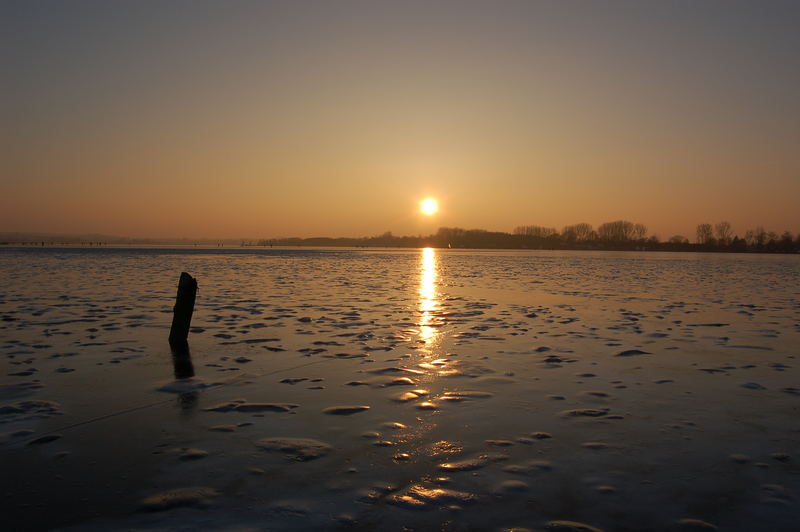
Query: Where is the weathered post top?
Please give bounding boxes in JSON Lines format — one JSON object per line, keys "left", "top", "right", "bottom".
{"left": 169, "top": 272, "right": 198, "bottom": 346}
{"left": 177, "top": 272, "right": 197, "bottom": 291}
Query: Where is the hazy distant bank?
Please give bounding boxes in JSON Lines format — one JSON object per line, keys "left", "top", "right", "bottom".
{"left": 2, "top": 225, "right": 798, "bottom": 254}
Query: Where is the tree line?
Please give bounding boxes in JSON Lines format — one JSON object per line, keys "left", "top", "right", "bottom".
{"left": 253, "top": 220, "right": 799, "bottom": 253}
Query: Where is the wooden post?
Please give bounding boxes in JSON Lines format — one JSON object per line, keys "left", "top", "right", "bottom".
{"left": 169, "top": 272, "right": 197, "bottom": 346}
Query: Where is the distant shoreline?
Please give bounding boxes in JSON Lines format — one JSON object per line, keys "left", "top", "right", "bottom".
{"left": 1, "top": 241, "right": 797, "bottom": 255}
{"left": 2, "top": 223, "right": 798, "bottom": 254}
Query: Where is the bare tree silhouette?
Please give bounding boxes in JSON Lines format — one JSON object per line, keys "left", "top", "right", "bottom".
{"left": 714, "top": 221, "right": 732, "bottom": 245}
{"left": 633, "top": 223, "right": 648, "bottom": 241}
{"left": 696, "top": 224, "right": 713, "bottom": 244}
{"left": 598, "top": 220, "right": 635, "bottom": 242}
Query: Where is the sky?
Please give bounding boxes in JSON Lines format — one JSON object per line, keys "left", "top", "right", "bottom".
{"left": 2, "top": 0, "right": 799, "bottom": 239}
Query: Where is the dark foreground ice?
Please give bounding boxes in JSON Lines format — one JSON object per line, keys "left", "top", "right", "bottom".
{"left": 1, "top": 247, "right": 799, "bottom": 531}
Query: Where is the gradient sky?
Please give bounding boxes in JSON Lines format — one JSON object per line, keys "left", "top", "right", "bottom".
{"left": 3, "top": 0, "right": 799, "bottom": 239}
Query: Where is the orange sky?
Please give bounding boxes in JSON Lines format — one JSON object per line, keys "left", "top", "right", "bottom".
{"left": 3, "top": 1, "right": 799, "bottom": 240}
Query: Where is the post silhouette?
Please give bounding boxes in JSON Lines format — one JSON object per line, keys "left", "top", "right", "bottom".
{"left": 169, "top": 272, "right": 197, "bottom": 346}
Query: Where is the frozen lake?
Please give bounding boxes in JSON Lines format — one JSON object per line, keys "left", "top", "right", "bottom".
{"left": 1, "top": 247, "right": 799, "bottom": 531}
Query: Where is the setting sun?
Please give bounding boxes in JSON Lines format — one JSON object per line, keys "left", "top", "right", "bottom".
{"left": 419, "top": 197, "right": 439, "bottom": 216}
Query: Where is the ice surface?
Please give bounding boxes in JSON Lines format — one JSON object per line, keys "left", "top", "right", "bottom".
{"left": 0, "top": 247, "right": 798, "bottom": 531}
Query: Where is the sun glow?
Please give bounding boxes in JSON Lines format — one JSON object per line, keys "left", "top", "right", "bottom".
{"left": 419, "top": 197, "right": 439, "bottom": 216}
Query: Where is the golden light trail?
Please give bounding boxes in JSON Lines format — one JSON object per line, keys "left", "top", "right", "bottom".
{"left": 418, "top": 247, "right": 440, "bottom": 344}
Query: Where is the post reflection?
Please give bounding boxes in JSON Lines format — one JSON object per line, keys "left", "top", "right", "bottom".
{"left": 418, "top": 247, "right": 440, "bottom": 345}
{"left": 169, "top": 340, "right": 198, "bottom": 412}
{"left": 170, "top": 340, "right": 195, "bottom": 380}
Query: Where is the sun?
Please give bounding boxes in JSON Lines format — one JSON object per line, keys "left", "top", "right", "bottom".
{"left": 419, "top": 197, "right": 439, "bottom": 216}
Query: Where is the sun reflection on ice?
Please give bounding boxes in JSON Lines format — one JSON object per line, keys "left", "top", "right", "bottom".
{"left": 418, "top": 247, "right": 440, "bottom": 345}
